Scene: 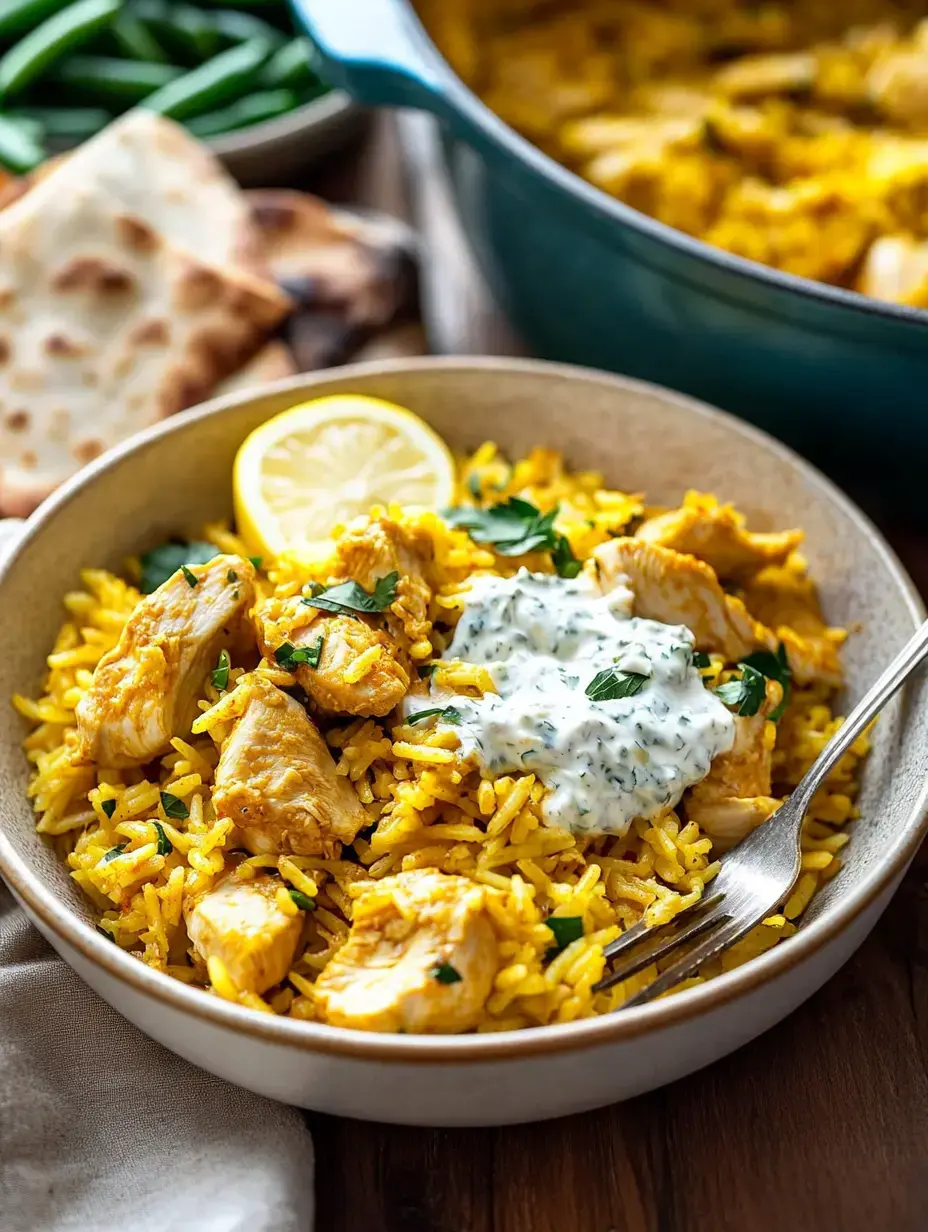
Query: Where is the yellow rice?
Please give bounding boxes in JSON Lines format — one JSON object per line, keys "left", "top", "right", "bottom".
{"left": 14, "top": 444, "right": 870, "bottom": 1029}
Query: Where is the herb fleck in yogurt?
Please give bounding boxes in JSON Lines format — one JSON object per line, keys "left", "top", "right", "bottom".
{"left": 405, "top": 569, "right": 735, "bottom": 836}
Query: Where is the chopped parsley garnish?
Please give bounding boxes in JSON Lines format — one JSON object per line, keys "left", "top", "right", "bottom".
{"left": 692, "top": 651, "right": 711, "bottom": 669}
{"left": 407, "top": 705, "right": 461, "bottom": 726}
{"left": 160, "top": 791, "right": 189, "bottom": 821}
{"left": 302, "top": 572, "right": 398, "bottom": 617}
{"left": 552, "top": 534, "right": 582, "bottom": 579}
{"left": 445, "top": 496, "right": 583, "bottom": 577}
{"left": 467, "top": 473, "right": 483, "bottom": 500}
{"left": 585, "top": 668, "right": 648, "bottom": 702}
{"left": 102, "top": 844, "right": 125, "bottom": 863}
{"left": 275, "top": 635, "right": 325, "bottom": 671}
{"left": 101, "top": 799, "right": 116, "bottom": 819}
{"left": 153, "top": 821, "right": 173, "bottom": 856}
{"left": 226, "top": 569, "right": 239, "bottom": 584}
{"left": 417, "top": 663, "right": 437, "bottom": 679}
{"left": 249, "top": 555, "right": 263, "bottom": 571}
{"left": 139, "top": 540, "right": 216, "bottom": 592}
{"left": 444, "top": 496, "right": 558, "bottom": 557}
{"left": 741, "top": 643, "right": 792, "bottom": 721}
{"left": 211, "top": 649, "right": 231, "bottom": 691}
{"left": 545, "top": 915, "right": 583, "bottom": 960}
{"left": 288, "top": 888, "right": 317, "bottom": 912}
{"left": 715, "top": 663, "right": 767, "bottom": 717}
{"left": 181, "top": 565, "right": 198, "bottom": 588}
{"left": 430, "top": 962, "right": 462, "bottom": 984}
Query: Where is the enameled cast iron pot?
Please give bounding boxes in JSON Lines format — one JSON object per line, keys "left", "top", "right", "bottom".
{"left": 292, "top": 0, "right": 928, "bottom": 493}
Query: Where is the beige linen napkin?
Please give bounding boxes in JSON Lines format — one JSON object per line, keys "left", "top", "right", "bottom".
{"left": 0, "top": 885, "right": 314, "bottom": 1232}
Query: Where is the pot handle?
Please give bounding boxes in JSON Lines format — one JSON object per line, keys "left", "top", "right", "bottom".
{"left": 292, "top": 0, "right": 451, "bottom": 112}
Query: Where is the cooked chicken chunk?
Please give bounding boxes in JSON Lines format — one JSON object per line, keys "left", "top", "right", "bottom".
{"left": 635, "top": 492, "right": 803, "bottom": 580}
{"left": 713, "top": 51, "right": 817, "bottom": 100}
{"left": 186, "top": 873, "right": 302, "bottom": 996}
{"left": 213, "top": 674, "right": 367, "bottom": 857}
{"left": 75, "top": 554, "right": 256, "bottom": 767}
{"left": 313, "top": 869, "right": 498, "bottom": 1033}
{"left": 687, "top": 678, "right": 781, "bottom": 850}
{"left": 255, "top": 595, "right": 409, "bottom": 717}
{"left": 856, "top": 234, "right": 928, "bottom": 307}
{"left": 594, "top": 538, "right": 763, "bottom": 661}
{"left": 868, "top": 31, "right": 928, "bottom": 130}
{"left": 330, "top": 514, "right": 434, "bottom": 649}
{"left": 741, "top": 566, "right": 845, "bottom": 688}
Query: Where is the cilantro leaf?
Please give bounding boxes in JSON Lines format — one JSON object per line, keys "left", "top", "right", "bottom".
{"left": 96, "top": 924, "right": 117, "bottom": 943}
{"left": 139, "top": 540, "right": 216, "bottom": 593}
{"left": 102, "top": 844, "right": 126, "bottom": 863}
{"left": 692, "top": 651, "right": 711, "bottom": 669}
{"left": 406, "top": 705, "right": 461, "bottom": 726}
{"left": 211, "top": 649, "right": 231, "bottom": 691}
{"left": 552, "top": 534, "right": 582, "bottom": 579}
{"left": 275, "top": 635, "right": 325, "bottom": 671}
{"left": 289, "top": 888, "right": 317, "bottom": 912}
{"left": 545, "top": 915, "right": 584, "bottom": 960}
{"left": 715, "top": 663, "right": 767, "bottom": 717}
{"left": 741, "top": 643, "right": 792, "bottom": 721}
{"left": 101, "top": 799, "right": 116, "bottom": 819}
{"left": 160, "top": 791, "right": 189, "bottom": 821}
{"left": 417, "top": 664, "right": 437, "bottom": 679}
{"left": 585, "top": 668, "right": 648, "bottom": 702}
{"left": 302, "top": 572, "right": 398, "bottom": 616}
{"left": 429, "top": 962, "right": 462, "bottom": 984}
{"left": 444, "top": 497, "right": 559, "bottom": 557}
{"left": 467, "top": 473, "right": 483, "bottom": 500}
{"left": 153, "top": 821, "right": 173, "bottom": 856}
{"left": 248, "top": 556, "right": 263, "bottom": 571}
{"left": 181, "top": 565, "right": 198, "bottom": 588}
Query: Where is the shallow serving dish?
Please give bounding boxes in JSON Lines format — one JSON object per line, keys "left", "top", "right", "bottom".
{"left": 294, "top": 0, "right": 928, "bottom": 495}
{"left": 0, "top": 357, "right": 925, "bottom": 1127}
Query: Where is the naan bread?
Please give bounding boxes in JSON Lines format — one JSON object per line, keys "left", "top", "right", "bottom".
{"left": 213, "top": 340, "right": 297, "bottom": 398}
{"left": 0, "top": 159, "right": 289, "bottom": 516}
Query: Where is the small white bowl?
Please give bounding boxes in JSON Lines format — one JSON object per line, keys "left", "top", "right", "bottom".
{"left": 0, "top": 358, "right": 925, "bottom": 1126}
{"left": 209, "top": 90, "right": 366, "bottom": 184}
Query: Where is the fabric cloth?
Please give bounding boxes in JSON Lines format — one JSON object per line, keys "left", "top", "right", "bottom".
{"left": 0, "top": 884, "right": 315, "bottom": 1232}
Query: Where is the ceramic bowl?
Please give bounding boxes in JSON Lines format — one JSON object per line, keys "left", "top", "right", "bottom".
{"left": 0, "top": 358, "right": 925, "bottom": 1127}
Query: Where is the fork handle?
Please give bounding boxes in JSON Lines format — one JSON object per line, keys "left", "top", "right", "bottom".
{"left": 795, "top": 617, "right": 928, "bottom": 809}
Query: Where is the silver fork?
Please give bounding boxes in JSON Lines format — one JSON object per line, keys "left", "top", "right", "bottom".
{"left": 595, "top": 617, "right": 928, "bottom": 1010}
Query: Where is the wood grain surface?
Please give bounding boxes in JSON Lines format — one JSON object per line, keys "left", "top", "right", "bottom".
{"left": 303, "top": 118, "right": 928, "bottom": 1232}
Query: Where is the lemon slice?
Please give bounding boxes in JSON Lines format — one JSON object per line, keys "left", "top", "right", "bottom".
{"left": 233, "top": 394, "right": 456, "bottom": 560}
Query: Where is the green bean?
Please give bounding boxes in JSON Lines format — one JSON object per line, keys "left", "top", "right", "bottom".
{"left": 186, "top": 87, "right": 298, "bottom": 136}
{"left": 209, "top": 10, "right": 286, "bottom": 50}
{"left": 141, "top": 37, "right": 271, "bottom": 120}
{"left": 259, "top": 37, "right": 314, "bottom": 90}
{"left": 132, "top": 1, "right": 220, "bottom": 65}
{"left": 0, "top": 113, "right": 47, "bottom": 172}
{"left": 0, "top": 0, "right": 121, "bottom": 98}
{"left": 10, "top": 105, "right": 112, "bottom": 139}
{"left": 111, "top": 13, "right": 168, "bottom": 64}
{"left": 56, "top": 55, "right": 182, "bottom": 103}
{"left": 0, "top": 0, "right": 72, "bottom": 41}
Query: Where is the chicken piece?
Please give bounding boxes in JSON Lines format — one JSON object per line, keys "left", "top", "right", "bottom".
{"left": 329, "top": 514, "right": 434, "bottom": 650}
{"left": 185, "top": 873, "right": 302, "bottom": 996}
{"left": 213, "top": 674, "right": 367, "bottom": 857}
{"left": 255, "top": 595, "right": 409, "bottom": 718}
{"left": 741, "top": 566, "right": 845, "bottom": 688}
{"left": 75, "top": 555, "right": 255, "bottom": 768}
{"left": 868, "top": 36, "right": 928, "bottom": 131}
{"left": 635, "top": 492, "right": 803, "bottom": 581}
{"left": 593, "top": 538, "right": 763, "bottom": 662}
{"left": 686, "top": 678, "right": 781, "bottom": 851}
{"left": 314, "top": 869, "right": 498, "bottom": 1034}
{"left": 712, "top": 51, "right": 817, "bottom": 100}
{"left": 856, "top": 235, "right": 928, "bottom": 307}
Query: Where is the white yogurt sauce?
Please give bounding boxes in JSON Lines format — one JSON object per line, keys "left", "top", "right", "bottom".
{"left": 406, "top": 569, "right": 735, "bottom": 837}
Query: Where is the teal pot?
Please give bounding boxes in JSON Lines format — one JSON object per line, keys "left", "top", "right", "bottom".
{"left": 292, "top": 0, "right": 927, "bottom": 501}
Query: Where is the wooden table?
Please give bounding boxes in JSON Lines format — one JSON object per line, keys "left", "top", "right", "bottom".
{"left": 303, "top": 116, "right": 928, "bottom": 1232}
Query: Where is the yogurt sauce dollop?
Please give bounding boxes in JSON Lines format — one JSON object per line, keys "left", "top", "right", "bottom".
{"left": 406, "top": 569, "right": 735, "bottom": 837}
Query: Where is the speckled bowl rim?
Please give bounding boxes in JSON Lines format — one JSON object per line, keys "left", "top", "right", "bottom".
{"left": 1, "top": 356, "right": 925, "bottom": 1063}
